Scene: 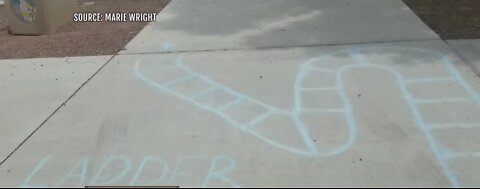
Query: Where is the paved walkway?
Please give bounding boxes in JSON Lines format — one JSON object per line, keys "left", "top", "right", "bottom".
{"left": 1, "top": 0, "right": 479, "bottom": 187}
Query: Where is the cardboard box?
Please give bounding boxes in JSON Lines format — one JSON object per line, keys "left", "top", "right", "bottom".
{"left": 6, "top": 0, "right": 74, "bottom": 35}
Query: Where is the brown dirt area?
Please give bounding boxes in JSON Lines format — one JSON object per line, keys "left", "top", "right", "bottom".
{"left": 0, "top": 0, "right": 170, "bottom": 59}
{"left": 403, "top": 0, "right": 480, "bottom": 39}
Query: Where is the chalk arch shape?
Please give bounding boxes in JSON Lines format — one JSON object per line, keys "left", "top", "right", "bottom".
{"left": 297, "top": 46, "right": 480, "bottom": 187}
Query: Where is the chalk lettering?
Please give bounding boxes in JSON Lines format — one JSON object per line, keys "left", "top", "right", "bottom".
{"left": 129, "top": 156, "right": 169, "bottom": 186}
{"left": 89, "top": 155, "right": 131, "bottom": 186}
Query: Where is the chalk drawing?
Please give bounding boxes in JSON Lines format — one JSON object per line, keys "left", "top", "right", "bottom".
{"left": 21, "top": 155, "right": 239, "bottom": 187}
{"left": 134, "top": 54, "right": 355, "bottom": 157}
{"left": 134, "top": 44, "right": 480, "bottom": 187}
{"left": 302, "top": 46, "right": 480, "bottom": 187}
{"left": 129, "top": 156, "right": 169, "bottom": 186}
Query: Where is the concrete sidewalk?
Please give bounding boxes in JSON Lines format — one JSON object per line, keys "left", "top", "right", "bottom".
{"left": 447, "top": 39, "right": 480, "bottom": 72}
{"left": 1, "top": 0, "right": 479, "bottom": 187}
{"left": 0, "top": 56, "right": 111, "bottom": 161}
{"left": 122, "top": 0, "right": 438, "bottom": 54}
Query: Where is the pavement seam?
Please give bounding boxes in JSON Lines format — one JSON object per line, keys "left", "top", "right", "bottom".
{"left": 0, "top": 54, "right": 117, "bottom": 167}
{"left": 120, "top": 38, "right": 440, "bottom": 55}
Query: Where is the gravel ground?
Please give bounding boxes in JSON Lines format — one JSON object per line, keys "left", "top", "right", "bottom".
{"left": 403, "top": 0, "right": 480, "bottom": 39}
{"left": 0, "top": 0, "right": 170, "bottom": 59}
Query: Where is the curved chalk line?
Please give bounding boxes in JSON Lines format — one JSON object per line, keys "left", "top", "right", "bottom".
{"left": 134, "top": 46, "right": 480, "bottom": 187}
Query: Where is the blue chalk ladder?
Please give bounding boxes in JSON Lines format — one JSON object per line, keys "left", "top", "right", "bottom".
{"left": 134, "top": 46, "right": 480, "bottom": 187}
{"left": 134, "top": 55, "right": 340, "bottom": 157}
